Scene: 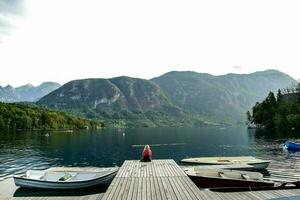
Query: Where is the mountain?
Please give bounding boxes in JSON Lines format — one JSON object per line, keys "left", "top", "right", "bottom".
{"left": 37, "top": 70, "right": 296, "bottom": 127}
{"left": 152, "top": 70, "right": 296, "bottom": 123}
{"left": 38, "top": 77, "right": 203, "bottom": 127}
{"left": 0, "top": 82, "right": 61, "bottom": 103}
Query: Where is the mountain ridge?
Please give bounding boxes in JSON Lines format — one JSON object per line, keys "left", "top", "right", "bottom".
{"left": 0, "top": 82, "right": 61, "bottom": 103}
{"left": 37, "top": 69, "right": 296, "bottom": 127}
{"left": 1, "top": 69, "right": 295, "bottom": 127}
{"left": 38, "top": 77, "right": 203, "bottom": 127}
{"left": 152, "top": 69, "right": 296, "bottom": 123}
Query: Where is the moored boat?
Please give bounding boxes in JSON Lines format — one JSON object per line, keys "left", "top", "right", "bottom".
{"left": 180, "top": 156, "right": 270, "bottom": 169}
{"left": 14, "top": 167, "right": 119, "bottom": 189}
{"left": 283, "top": 141, "right": 300, "bottom": 152}
{"left": 182, "top": 164, "right": 255, "bottom": 171}
{"left": 184, "top": 168, "right": 274, "bottom": 189}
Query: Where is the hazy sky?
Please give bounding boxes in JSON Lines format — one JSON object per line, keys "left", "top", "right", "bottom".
{"left": 1, "top": 0, "right": 300, "bottom": 87}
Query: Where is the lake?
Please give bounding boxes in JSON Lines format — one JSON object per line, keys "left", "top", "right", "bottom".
{"left": 1, "top": 126, "right": 300, "bottom": 197}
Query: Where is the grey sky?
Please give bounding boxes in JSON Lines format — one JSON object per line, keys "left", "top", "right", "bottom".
{"left": 0, "top": 0, "right": 25, "bottom": 39}
{"left": 0, "top": 0, "right": 299, "bottom": 87}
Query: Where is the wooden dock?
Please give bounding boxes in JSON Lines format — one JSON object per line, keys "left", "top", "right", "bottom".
{"left": 3, "top": 159, "right": 300, "bottom": 200}
{"left": 102, "top": 159, "right": 202, "bottom": 200}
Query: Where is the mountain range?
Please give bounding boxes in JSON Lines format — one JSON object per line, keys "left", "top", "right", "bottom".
{"left": 35, "top": 70, "right": 296, "bottom": 127}
{"left": 37, "top": 77, "right": 200, "bottom": 127}
{"left": 0, "top": 82, "right": 61, "bottom": 102}
{"left": 152, "top": 70, "right": 296, "bottom": 123}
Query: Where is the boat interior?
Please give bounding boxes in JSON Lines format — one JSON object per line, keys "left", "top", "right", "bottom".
{"left": 22, "top": 170, "right": 109, "bottom": 182}
{"left": 189, "top": 169, "right": 264, "bottom": 181}
{"left": 184, "top": 156, "right": 269, "bottom": 164}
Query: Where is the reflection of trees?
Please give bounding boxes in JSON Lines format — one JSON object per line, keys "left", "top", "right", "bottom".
{"left": 250, "top": 128, "right": 300, "bottom": 140}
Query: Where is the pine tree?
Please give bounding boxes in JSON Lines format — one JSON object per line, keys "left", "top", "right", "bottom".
{"left": 246, "top": 111, "right": 251, "bottom": 124}
{"left": 277, "top": 89, "right": 283, "bottom": 103}
{"left": 0, "top": 116, "right": 5, "bottom": 131}
{"left": 296, "top": 82, "right": 300, "bottom": 103}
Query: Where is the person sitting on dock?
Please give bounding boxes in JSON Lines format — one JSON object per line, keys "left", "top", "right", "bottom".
{"left": 141, "top": 145, "right": 152, "bottom": 162}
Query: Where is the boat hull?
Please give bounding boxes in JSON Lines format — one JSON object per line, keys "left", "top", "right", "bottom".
{"left": 248, "top": 162, "right": 270, "bottom": 169}
{"left": 14, "top": 170, "right": 117, "bottom": 189}
{"left": 181, "top": 156, "right": 270, "bottom": 169}
{"left": 284, "top": 141, "right": 300, "bottom": 152}
{"left": 188, "top": 174, "right": 274, "bottom": 189}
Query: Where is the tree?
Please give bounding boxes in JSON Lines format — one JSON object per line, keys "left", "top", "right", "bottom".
{"left": 277, "top": 89, "right": 283, "bottom": 103}
{"left": 0, "top": 116, "right": 5, "bottom": 131}
{"left": 266, "top": 91, "right": 276, "bottom": 107}
{"left": 296, "top": 82, "right": 300, "bottom": 93}
{"left": 296, "top": 82, "right": 300, "bottom": 103}
{"left": 0, "top": 102, "right": 100, "bottom": 131}
{"left": 246, "top": 111, "right": 252, "bottom": 125}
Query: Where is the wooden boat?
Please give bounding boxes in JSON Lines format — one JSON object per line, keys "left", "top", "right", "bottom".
{"left": 181, "top": 156, "right": 270, "bottom": 169}
{"left": 182, "top": 164, "right": 255, "bottom": 171}
{"left": 184, "top": 168, "right": 274, "bottom": 189}
{"left": 283, "top": 141, "right": 300, "bottom": 152}
{"left": 14, "top": 167, "right": 119, "bottom": 189}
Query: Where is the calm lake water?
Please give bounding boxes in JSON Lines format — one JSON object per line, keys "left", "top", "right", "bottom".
{"left": 1, "top": 126, "right": 300, "bottom": 197}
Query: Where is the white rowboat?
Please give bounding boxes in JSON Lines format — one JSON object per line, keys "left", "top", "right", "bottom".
{"left": 181, "top": 156, "right": 270, "bottom": 169}
{"left": 14, "top": 167, "right": 119, "bottom": 189}
{"left": 185, "top": 168, "right": 274, "bottom": 189}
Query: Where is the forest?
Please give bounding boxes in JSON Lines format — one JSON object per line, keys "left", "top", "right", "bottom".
{"left": 0, "top": 102, "right": 103, "bottom": 131}
{"left": 249, "top": 83, "right": 300, "bottom": 130}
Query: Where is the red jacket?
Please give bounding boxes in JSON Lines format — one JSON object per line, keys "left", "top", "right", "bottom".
{"left": 143, "top": 149, "right": 152, "bottom": 157}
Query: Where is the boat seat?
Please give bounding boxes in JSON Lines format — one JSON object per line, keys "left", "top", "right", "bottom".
{"left": 59, "top": 173, "right": 73, "bottom": 181}
{"left": 26, "top": 170, "right": 47, "bottom": 180}
{"left": 70, "top": 173, "right": 97, "bottom": 181}
{"left": 42, "top": 172, "right": 76, "bottom": 182}
{"left": 241, "top": 174, "right": 250, "bottom": 180}
{"left": 218, "top": 172, "right": 227, "bottom": 178}
{"left": 217, "top": 160, "right": 231, "bottom": 163}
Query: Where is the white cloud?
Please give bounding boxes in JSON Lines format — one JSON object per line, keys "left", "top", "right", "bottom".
{"left": 1, "top": 0, "right": 300, "bottom": 86}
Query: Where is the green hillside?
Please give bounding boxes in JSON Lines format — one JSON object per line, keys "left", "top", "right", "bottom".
{"left": 38, "top": 77, "right": 204, "bottom": 127}
{"left": 152, "top": 70, "right": 296, "bottom": 124}
{"left": 0, "top": 102, "right": 102, "bottom": 131}
{"left": 37, "top": 70, "right": 296, "bottom": 127}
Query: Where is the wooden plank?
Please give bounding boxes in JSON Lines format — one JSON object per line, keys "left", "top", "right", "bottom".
{"left": 155, "top": 177, "right": 165, "bottom": 200}
{"left": 126, "top": 177, "right": 136, "bottom": 200}
{"left": 146, "top": 176, "right": 152, "bottom": 200}
{"left": 142, "top": 177, "right": 147, "bottom": 200}
{"left": 116, "top": 177, "right": 130, "bottom": 200}
{"left": 163, "top": 160, "right": 174, "bottom": 177}
{"left": 108, "top": 178, "right": 123, "bottom": 200}
{"left": 124, "top": 160, "right": 133, "bottom": 178}
{"left": 148, "top": 161, "right": 153, "bottom": 177}
{"left": 136, "top": 176, "right": 143, "bottom": 200}
{"left": 168, "top": 177, "right": 186, "bottom": 200}
{"left": 151, "top": 160, "right": 157, "bottom": 177}
{"left": 177, "top": 176, "right": 200, "bottom": 200}
{"left": 101, "top": 176, "right": 118, "bottom": 200}
{"left": 180, "top": 176, "right": 204, "bottom": 200}
{"left": 131, "top": 177, "right": 139, "bottom": 200}
{"left": 161, "top": 177, "right": 173, "bottom": 200}
{"left": 157, "top": 177, "right": 168, "bottom": 200}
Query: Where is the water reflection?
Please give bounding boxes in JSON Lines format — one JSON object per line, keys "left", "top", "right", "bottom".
{"left": 0, "top": 127, "right": 300, "bottom": 197}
